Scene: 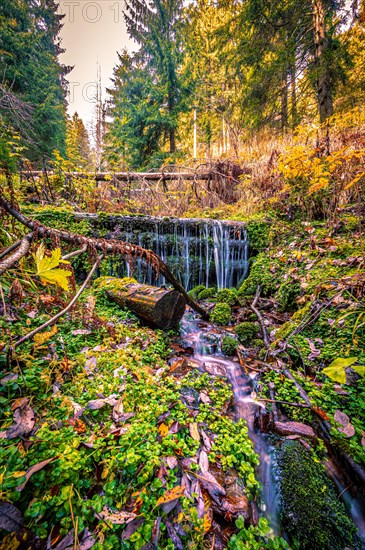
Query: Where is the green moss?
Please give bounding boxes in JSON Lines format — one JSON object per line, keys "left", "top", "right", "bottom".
{"left": 221, "top": 335, "right": 238, "bottom": 355}
{"left": 210, "top": 303, "right": 231, "bottom": 325}
{"left": 277, "top": 441, "right": 356, "bottom": 550}
{"left": 235, "top": 322, "right": 258, "bottom": 345}
{"left": 94, "top": 276, "right": 138, "bottom": 293}
{"left": 216, "top": 288, "right": 238, "bottom": 305}
{"left": 188, "top": 285, "right": 206, "bottom": 300}
{"left": 246, "top": 219, "right": 271, "bottom": 252}
{"left": 238, "top": 253, "right": 280, "bottom": 297}
{"left": 198, "top": 287, "right": 217, "bottom": 300}
{"left": 276, "top": 280, "right": 301, "bottom": 312}
{"left": 274, "top": 302, "right": 311, "bottom": 340}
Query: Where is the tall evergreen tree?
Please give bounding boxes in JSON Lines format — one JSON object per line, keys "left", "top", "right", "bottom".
{"left": 123, "top": 0, "right": 185, "bottom": 154}
{"left": 0, "top": 0, "right": 69, "bottom": 169}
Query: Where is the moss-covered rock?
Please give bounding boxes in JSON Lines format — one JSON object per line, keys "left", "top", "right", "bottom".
{"left": 235, "top": 322, "right": 258, "bottom": 345}
{"left": 198, "top": 287, "right": 217, "bottom": 300}
{"left": 276, "top": 280, "right": 301, "bottom": 312}
{"left": 188, "top": 285, "right": 206, "bottom": 300}
{"left": 221, "top": 335, "right": 239, "bottom": 355}
{"left": 277, "top": 440, "right": 356, "bottom": 550}
{"left": 216, "top": 288, "right": 238, "bottom": 305}
{"left": 238, "top": 253, "right": 281, "bottom": 297}
{"left": 211, "top": 303, "right": 231, "bottom": 325}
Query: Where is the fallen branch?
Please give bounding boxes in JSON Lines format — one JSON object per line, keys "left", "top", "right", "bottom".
{"left": 250, "top": 286, "right": 270, "bottom": 349}
{"left": 12, "top": 255, "right": 103, "bottom": 349}
{"left": 0, "top": 197, "right": 208, "bottom": 319}
{"left": 62, "top": 244, "right": 88, "bottom": 260}
{"left": 0, "top": 234, "right": 33, "bottom": 276}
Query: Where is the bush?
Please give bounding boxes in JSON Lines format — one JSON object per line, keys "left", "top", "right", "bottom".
{"left": 198, "top": 287, "right": 217, "bottom": 300}
{"left": 235, "top": 322, "right": 258, "bottom": 345}
{"left": 211, "top": 303, "right": 231, "bottom": 325}
{"left": 221, "top": 336, "right": 238, "bottom": 355}
{"left": 216, "top": 288, "right": 238, "bottom": 305}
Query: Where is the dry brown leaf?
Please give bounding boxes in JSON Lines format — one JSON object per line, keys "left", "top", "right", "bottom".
{"left": 112, "top": 397, "right": 124, "bottom": 422}
{"left": 97, "top": 506, "right": 136, "bottom": 525}
{"left": 17, "top": 457, "right": 56, "bottom": 491}
{"left": 1, "top": 405, "right": 35, "bottom": 440}
{"left": 334, "top": 410, "right": 355, "bottom": 437}
{"left": 189, "top": 422, "right": 200, "bottom": 442}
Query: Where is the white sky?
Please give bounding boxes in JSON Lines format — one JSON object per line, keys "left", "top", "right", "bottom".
{"left": 58, "top": 0, "right": 133, "bottom": 129}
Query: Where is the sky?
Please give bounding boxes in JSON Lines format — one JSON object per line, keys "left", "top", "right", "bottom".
{"left": 58, "top": 0, "right": 133, "bottom": 131}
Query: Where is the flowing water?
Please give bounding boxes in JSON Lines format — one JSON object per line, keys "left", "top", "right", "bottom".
{"left": 180, "top": 310, "right": 365, "bottom": 546}
{"left": 98, "top": 216, "right": 249, "bottom": 290}
{"left": 179, "top": 311, "right": 281, "bottom": 534}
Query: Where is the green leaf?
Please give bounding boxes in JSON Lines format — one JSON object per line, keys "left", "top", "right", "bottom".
{"left": 352, "top": 366, "right": 365, "bottom": 377}
{"left": 322, "top": 357, "right": 358, "bottom": 384}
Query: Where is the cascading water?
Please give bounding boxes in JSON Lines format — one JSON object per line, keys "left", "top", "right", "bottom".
{"left": 97, "top": 216, "right": 249, "bottom": 290}
{"left": 179, "top": 310, "right": 281, "bottom": 535}
{"left": 179, "top": 310, "right": 365, "bottom": 546}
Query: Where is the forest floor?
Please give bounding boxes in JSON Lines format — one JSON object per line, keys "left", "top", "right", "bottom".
{"left": 0, "top": 204, "right": 364, "bottom": 549}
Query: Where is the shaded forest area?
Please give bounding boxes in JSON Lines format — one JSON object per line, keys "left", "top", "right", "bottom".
{"left": 1, "top": 0, "right": 365, "bottom": 549}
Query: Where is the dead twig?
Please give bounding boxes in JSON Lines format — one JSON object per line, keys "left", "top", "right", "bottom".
{"left": 250, "top": 286, "right": 270, "bottom": 348}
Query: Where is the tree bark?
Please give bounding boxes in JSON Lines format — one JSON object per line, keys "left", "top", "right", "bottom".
{"left": 312, "top": 0, "right": 333, "bottom": 122}
{"left": 0, "top": 235, "right": 32, "bottom": 276}
{"left": 106, "top": 281, "right": 186, "bottom": 329}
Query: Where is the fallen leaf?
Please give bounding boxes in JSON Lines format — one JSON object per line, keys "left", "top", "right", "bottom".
{"left": 163, "top": 518, "right": 184, "bottom": 550}
{"left": 155, "top": 486, "right": 186, "bottom": 507}
{"left": 72, "top": 329, "right": 92, "bottom": 335}
{"left": 189, "top": 422, "right": 200, "bottom": 442}
{"left": 158, "top": 423, "right": 169, "bottom": 437}
{"left": 199, "top": 450, "right": 209, "bottom": 474}
{"left": 122, "top": 517, "right": 145, "bottom": 540}
{"left": 0, "top": 501, "right": 24, "bottom": 532}
{"left": 97, "top": 506, "right": 136, "bottom": 525}
{"left": 112, "top": 397, "right": 124, "bottom": 422}
{"left": 11, "top": 397, "right": 29, "bottom": 411}
{"left": 334, "top": 410, "right": 355, "bottom": 438}
{"left": 17, "top": 457, "right": 56, "bottom": 491}
{"left": 323, "top": 357, "right": 358, "bottom": 384}
{"left": 165, "top": 456, "right": 178, "bottom": 469}
{"left": 33, "top": 244, "right": 72, "bottom": 291}
{"left": 1, "top": 405, "right": 35, "bottom": 439}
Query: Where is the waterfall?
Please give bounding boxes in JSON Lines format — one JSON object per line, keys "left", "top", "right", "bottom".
{"left": 101, "top": 216, "right": 249, "bottom": 290}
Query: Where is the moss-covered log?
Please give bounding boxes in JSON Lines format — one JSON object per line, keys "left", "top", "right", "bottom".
{"left": 97, "top": 277, "right": 186, "bottom": 329}
{"left": 277, "top": 440, "right": 357, "bottom": 550}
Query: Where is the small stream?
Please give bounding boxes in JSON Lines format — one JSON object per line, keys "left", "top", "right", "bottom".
{"left": 180, "top": 310, "right": 280, "bottom": 534}
{"left": 180, "top": 309, "right": 365, "bottom": 548}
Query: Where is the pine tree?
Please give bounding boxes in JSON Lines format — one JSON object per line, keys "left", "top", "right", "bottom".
{"left": 0, "top": 0, "right": 69, "bottom": 169}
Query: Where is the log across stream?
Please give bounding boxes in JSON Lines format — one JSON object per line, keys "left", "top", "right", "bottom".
{"left": 179, "top": 309, "right": 365, "bottom": 548}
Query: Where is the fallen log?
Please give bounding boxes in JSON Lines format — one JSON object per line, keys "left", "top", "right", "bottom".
{"left": 100, "top": 278, "right": 186, "bottom": 329}
{"left": 274, "top": 420, "right": 317, "bottom": 440}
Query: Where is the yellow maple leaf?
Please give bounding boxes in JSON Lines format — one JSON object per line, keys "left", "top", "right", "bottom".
{"left": 33, "top": 244, "right": 72, "bottom": 291}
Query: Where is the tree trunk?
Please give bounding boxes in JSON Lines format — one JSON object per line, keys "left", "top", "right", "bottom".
{"left": 106, "top": 281, "right": 186, "bottom": 329}
{"left": 290, "top": 62, "right": 298, "bottom": 128}
{"left": 281, "top": 70, "right": 289, "bottom": 132}
{"left": 312, "top": 0, "right": 333, "bottom": 122}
